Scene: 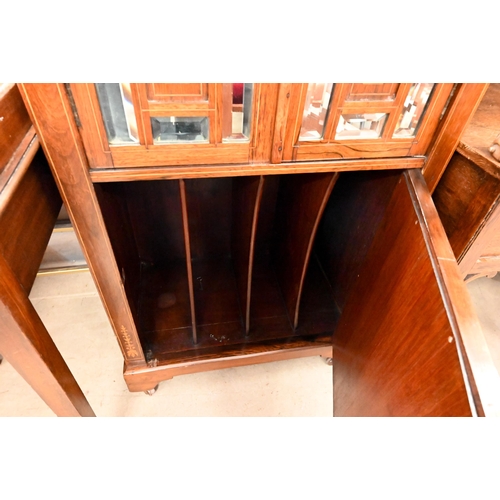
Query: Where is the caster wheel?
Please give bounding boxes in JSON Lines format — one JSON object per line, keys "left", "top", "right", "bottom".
{"left": 144, "top": 384, "right": 159, "bottom": 396}
{"left": 324, "top": 357, "right": 333, "bottom": 366}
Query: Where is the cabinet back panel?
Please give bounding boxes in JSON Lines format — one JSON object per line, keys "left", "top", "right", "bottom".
{"left": 315, "top": 170, "right": 401, "bottom": 312}
{"left": 184, "top": 178, "right": 233, "bottom": 260}
{"left": 124, "top": 181, "right": 187, "bottom": 263}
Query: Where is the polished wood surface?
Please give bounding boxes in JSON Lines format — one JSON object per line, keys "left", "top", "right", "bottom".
{"left": 423, "top": 83, "right": 489, "bottom": 192}
{"left": 0, "top": 252, "right": 95, "bottom": 417}
{"left": 0, "top": 84, "right": 32, "bottom": 173}
{"left": 0, "top": 93, "right": 94, "bottom": 415}
{"left": 332, "top": 170, "right": 500, "bottom": 416}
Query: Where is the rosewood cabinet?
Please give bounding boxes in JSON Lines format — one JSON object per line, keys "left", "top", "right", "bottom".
{"left": 19, "top": 82, "right": 500, "bottom": 416}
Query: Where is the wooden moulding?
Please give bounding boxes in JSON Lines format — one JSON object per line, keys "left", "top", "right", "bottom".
{"left": 124, "top": 342, "right": 332, "bottom": 392}
{"left": 89, "top": 156, "right": 425, "bottom": 183}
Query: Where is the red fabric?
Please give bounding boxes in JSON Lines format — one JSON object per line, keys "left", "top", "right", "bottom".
{"left": 233, "top": 83, "right": 243, "bottom": 104}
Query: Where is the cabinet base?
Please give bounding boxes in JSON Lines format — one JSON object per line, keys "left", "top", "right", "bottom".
{"left": 123, "top": 344, "right": 332, "bottom": 392}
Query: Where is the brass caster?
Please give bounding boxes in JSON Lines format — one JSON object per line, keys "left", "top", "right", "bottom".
{"left": 144, "top": 384, "right": 159, "bottom": 396}
{"left": 324, "top": 357, "right": 333, "bottom": 366}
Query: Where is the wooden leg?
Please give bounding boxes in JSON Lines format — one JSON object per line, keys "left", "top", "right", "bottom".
{"left": 0, "top": 254, "right": 95, "bottom": 417}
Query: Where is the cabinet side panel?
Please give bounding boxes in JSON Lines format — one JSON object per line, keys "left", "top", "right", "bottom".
{"left": 333, "top": 171, "right": 473, "bottom": 416}
{"left": 432, "top": 151, "right": 500, "bottom": 263}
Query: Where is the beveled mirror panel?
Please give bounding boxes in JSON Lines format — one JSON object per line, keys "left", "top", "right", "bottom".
{"left": 299, "top": 83, "right": 334, "bottom": 141}
{"left": 335, "top": 113, "right": 388, "bottom": 140}
{"left": 393, "top": 83, "right": 435, "bottom": 138}
{"left": 151, "top": 116, "right": 209, "bottom": 144}
{"left": 95, "top": 83, "right": 139, "bottom": 145}
{"left": 222, "top": 83, "right": 253, "bottom": 142}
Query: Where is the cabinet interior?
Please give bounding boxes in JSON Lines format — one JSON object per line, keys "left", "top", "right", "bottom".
{"left": 94, "top": 170, "right": 401, "bottom": 365}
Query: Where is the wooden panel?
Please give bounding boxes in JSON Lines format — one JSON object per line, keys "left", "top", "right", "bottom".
{"left": 251, "top": 84, "right": 279, "bottom": 163}
{"left": 315, "top": 170, "right": 401, "bottom": 312}
{"left": 93, "top": 183, "right": 142, "bottom": 327}
{"left": 146, "top": 83, "right": 208, "bottom": 102}
{"left": 273, "top": 172, "right": 338, "bottom": 328}
{"left": 346, "top": 83, "right": 400, "bottom": 100}
{"left": 293, "top": 141, "right": 411, "bottom": 160}
{"left": 89, "top": 157, "right": 425, "bottom": 183}
{"left": 0, "top": 148, "right": 61, "bottom": 293}
{"left": 0, "top": 244, "right": 94, "bottom": 416}
{"left": 433, "top": 151, "right": 500, "bottom": 262}
{"left": 231, "top": 176, "right": 264, "bottom": 333}
{"left": 333, "top": 169, "right": 500, "bottom": 416}
{"left": 423, "top": 83, "right": 489, "bottom": 192}
{"left": 69, "top": 83, "right": 113, "bottom": 168}
{"left": 0, "top": 84, "right": 32, "bottom": 172}
{"left": 19, "top": 83, "right": 145, "bottom": 365}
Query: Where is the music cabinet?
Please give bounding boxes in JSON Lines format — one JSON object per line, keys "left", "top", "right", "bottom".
{"left": 19, "top": 83, "right": 500, "bottom": 416}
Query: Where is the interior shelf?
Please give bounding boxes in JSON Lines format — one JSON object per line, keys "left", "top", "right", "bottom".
{"left": 94, "top": 172, "right": 343, "bottom": 365}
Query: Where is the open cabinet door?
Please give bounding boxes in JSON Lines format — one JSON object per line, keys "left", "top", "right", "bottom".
{"left": 332, "top": 169, "right": 500, "bottom": 416}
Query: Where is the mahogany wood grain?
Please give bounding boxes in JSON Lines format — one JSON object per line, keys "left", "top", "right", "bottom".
{"left": 272, "top": 173, "right": 338, "bottom": 328}
{"left": 89, "top": 156, "right": 425, "bottom": 182}
{"left": 0, "top": 148, "right": 61, "bottom": 293}
{"left": 18, "top": 83, "right": 145, "bottom": 365}
{"left": 333, "top": 169, "right": 500, "bottom": 416}
{"left": 433, "top": 152, "right": 500, "bottom": 262}
{"left": 0, "top": 128, "right": 37, "bottom": 214}
{"left": 0, "top": 84, "right": 32, "bottom": 172}
{"left": 0, "top": 252, "right": 95, "bottom": 416}
{"left": 406, "top": 169, "right": 500, "bottom": 416}
{"left": 423, "top": 83, "right": 489, "bottom": 192}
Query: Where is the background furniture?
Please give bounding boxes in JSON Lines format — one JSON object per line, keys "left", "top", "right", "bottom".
{"left": 0, "top": 83, "right": 94, "bottom": 417}
{"left": 19, "top": 82, "right": 500, "bottom": 416}
{"left": 434, "top": 84, "right": 500, "bottom": 282}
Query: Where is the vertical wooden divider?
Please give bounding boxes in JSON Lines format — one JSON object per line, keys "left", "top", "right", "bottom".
{"left": 273, "top": 172, "right": 339, "bottom": 329}
{"left": 179, "top": 179, "right": 198, "bottom": 345}
{"left": 231, "top": 176, "right": 265, "bottom": 334}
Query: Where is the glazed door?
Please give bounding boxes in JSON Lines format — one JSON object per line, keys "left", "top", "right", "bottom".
{"left": 329, "top": 169, "right": 500, "bottom": 416}
{"left": 273, "top": 83, "right": 455, "bottom": 163}
{"left": 70, "top": 83, "right": 277, "bottom": 168}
